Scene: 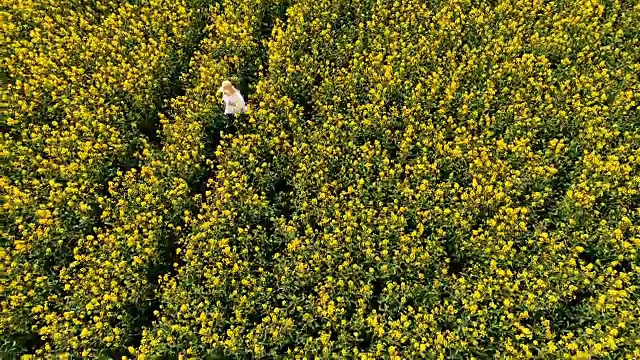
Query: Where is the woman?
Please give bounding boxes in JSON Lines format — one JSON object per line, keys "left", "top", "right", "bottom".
{"left": 218, "top": 80, "right": 247, "bottom": 119}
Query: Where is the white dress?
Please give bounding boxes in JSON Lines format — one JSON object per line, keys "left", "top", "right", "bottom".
{"left": 223, "top": 92, "right": 247, "bottom": 114}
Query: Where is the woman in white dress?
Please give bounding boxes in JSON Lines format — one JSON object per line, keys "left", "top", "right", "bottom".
{"left": 218, "top": 80, "right": 247, "bottom": 118}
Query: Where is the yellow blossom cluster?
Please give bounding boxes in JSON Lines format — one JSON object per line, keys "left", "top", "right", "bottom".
{"left": 2, "top": 0, "right": 202, "bottom": 356}
{"left": 3, "top": 0, "right": 640, "bottom": 358}
{"left": 142, "top": 0, "right": 640, "bottom": 358}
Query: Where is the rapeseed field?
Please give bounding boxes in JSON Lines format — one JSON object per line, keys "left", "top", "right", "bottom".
{"left": 2, "top": 0, "right": 639, "bottom": 358}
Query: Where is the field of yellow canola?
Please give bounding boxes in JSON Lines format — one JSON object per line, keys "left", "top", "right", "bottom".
{"left": 2, "top": 0, "right": 640, "bottom": 358}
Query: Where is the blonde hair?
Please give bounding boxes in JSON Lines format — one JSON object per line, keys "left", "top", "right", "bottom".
{"left": 218, "top": 80, "right": 237, "bottom": 95}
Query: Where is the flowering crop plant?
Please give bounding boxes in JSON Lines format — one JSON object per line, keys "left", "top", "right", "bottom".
{"left": 2, "top": 0, "right": 639, "bottom": 358}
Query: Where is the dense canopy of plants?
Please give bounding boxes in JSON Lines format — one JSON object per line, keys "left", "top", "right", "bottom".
{"left": 2, "top": 0, "right": 639, "bottom": 358}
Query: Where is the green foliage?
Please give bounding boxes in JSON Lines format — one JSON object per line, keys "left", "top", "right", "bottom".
{"left": 3, "top": 0, "right": 640, "bottom": 358}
